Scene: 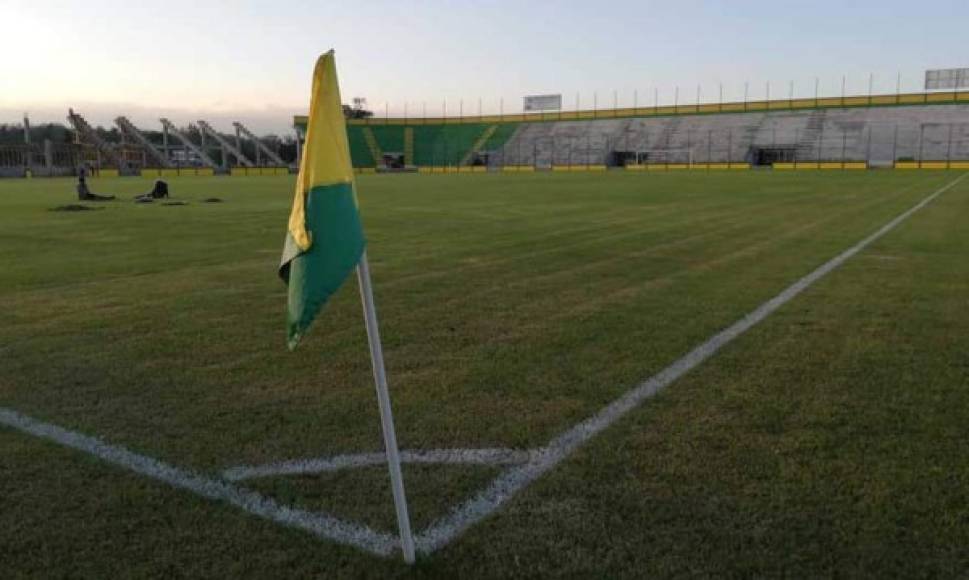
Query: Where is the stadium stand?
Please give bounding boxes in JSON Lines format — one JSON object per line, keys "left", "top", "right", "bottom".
{"left": 495, "top": 104, "right": 969, "bottom": 167}
{"left": 290, "top": 91, "right": 969, "bottom": 171}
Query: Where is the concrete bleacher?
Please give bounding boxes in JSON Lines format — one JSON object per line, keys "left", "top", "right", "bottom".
{"left": 411, "top": 124, "right": 495, "bottom": 166}
{"left": 492, "top": 104, "right": 969, "bottom": 167}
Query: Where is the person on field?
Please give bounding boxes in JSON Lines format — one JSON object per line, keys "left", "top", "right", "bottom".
{"left": 133, "top": 179, "right": 169, "bottom": 202}
{"left": 76, "top": 167, "right": 115, "bottom": 201}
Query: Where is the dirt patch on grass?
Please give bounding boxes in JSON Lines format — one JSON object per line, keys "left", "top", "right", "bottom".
{"left": 48, "top": 204, "right": 103, "bottom": 212}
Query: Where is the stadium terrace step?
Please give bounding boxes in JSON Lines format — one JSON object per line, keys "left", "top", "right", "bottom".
{"left": 362, "top": 127, "right": 383, "bottom": 165}
{"left": 460, "top": 125, "right": 498, "bottom": 166}
{"left": 403, "top": 127, "right": 414, "bottom": 166}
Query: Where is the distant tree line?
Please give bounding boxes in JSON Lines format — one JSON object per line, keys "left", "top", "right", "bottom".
{"left": 343, "top": 97, "right": 373, "bottom": 119}
{"left": 0, "top": 123, "right": 74, "bottom": 145}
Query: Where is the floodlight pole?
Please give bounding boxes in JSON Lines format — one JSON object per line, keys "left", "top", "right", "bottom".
{"left": 356, "top": 251, "right": 416, "bottom": 564}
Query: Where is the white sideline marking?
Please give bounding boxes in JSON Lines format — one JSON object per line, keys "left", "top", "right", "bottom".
{"left": 415, "top": 173, "right": 967, "bottom": 554}
{"left": 224, "top": 448, "right": 535, "bottom": 481}
{"left": 0, "top": 407, "right": 398, "bottom": 557}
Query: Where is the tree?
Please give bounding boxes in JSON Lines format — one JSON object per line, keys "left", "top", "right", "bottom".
{"left": 343, "top": 97, "right": 373, "bottom": 119}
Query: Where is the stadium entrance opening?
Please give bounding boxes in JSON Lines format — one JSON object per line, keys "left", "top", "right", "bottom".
{"left": 611, "top": 151, "right": 638, "bottom": 167}
{"left": 469, "top": 152, "right": 489, "bottom": 166}
{"left": 381, "top": 152, "right": 405, "bottom": 169}
{"left": 753, "top": 147, "right": 796, "bottom": 166}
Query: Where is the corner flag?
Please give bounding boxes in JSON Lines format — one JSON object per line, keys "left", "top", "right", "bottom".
{"left": 279, "top": 51, "right": 365, "bottom": 350}
{"left": 279, "top": 51, "right": 417, "bottom": 563}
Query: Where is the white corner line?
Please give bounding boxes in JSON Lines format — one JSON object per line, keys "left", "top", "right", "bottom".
{"left": 223, "top": 448, "right": 536, "bottom": 482}
{"left": 414, "top": 172, "right": 968, "bottom": 554}
{"left": 0, "top": 407, "right": 398, "bottom": 557}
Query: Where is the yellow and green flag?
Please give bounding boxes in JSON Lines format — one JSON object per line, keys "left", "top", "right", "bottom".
{"left": 279, "top": 51, "right": 365, "bottom": 349}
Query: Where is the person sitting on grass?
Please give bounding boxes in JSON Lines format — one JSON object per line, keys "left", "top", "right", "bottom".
{"left": 76, "top": 168, "right": 115, "bottom": 201}
{"left": 134, "top": 179, "right": 169, "bottom": 203}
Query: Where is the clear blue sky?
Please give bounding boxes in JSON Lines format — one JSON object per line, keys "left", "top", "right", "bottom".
{"left": 1, "top": 0, "right": 966, "bottom": 134}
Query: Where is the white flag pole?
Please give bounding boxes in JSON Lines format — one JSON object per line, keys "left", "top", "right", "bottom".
{"left": 355, "top": 250, "right": 416, "bottom": 564}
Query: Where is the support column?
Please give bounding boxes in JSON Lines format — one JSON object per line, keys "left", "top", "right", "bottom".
{"left": 235, "top": 126, "right": 242, "bottom": 167}
{"left": 44, "top": 139, "right": 53, "bottom": 171}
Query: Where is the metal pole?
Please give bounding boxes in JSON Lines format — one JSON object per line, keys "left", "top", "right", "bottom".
{"left": 744, "top": 81, "right": 748, "bottom": 111}
{"left": 866, "top": 126, "right": 872, "bottom": 166}
{"left": 892, "top": 124, "right": 898, "bottom": 166}
{"left": 23, "top": 113, "right": 31, "bottom": 170}
{"left": 918, "top": 124, "right": 925, "bottom": 167}
{"left": 842, "top": 129, "right": 847, "bottom": 167}
{"left": 687, "top": 129, "right": 692, "bottom": 165}
{"left": 896, "top": 71, "right": 901, "bottom": 104}
{"left": 789, "top": 80, "right": 794, "bottom": 109}
{"left": 947, "top": 123, "right": 953, "bottom": 168}
{"left": 719, "top": 83, "right": 723, "bottom": 112}
{"left": 355, "top": 252, "right": 416, "bottom": 564}
{"left": 841, "top": 75, "right": 846, "bottom": 106}
{"left": 868, "top": 73, "right": 873, "bottom": 106}
{"left": 815, "top": 77, "right": 819, "bottom": 107}
{"left": 818, "top": 121, "right": 824, "bottom": 163}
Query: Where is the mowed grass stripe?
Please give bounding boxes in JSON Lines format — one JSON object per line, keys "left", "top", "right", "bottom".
{"left": 425, "top": 173, "right": 969, "bottom": 576}
{"left": 0, "top": 173, "right": 953, "bottom": 465}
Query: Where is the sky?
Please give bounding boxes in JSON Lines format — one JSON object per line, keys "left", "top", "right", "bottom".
{"left": 1, "top": 0, "right": 967, "bottom": 135}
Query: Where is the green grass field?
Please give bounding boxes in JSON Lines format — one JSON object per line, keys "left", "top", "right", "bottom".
{"left": 2, "top": 170, "right": 968, "bottom": 577}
